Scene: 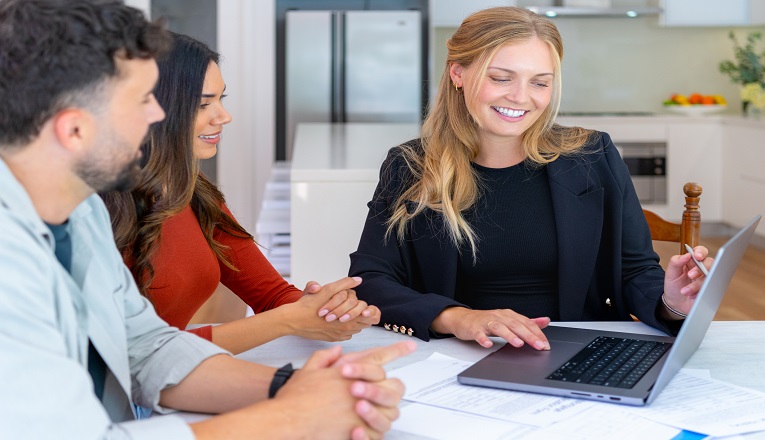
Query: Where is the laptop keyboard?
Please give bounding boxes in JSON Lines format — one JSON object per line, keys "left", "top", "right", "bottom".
{"left": 546, "top": 336, "right": 672, "bottom": 389}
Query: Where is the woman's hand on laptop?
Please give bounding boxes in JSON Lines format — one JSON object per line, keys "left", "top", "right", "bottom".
{"left": 663, "top": 245, "right": 713, "bottom": 316}
{"left": 431, "top": 307, "right": 551, "bottom": 350}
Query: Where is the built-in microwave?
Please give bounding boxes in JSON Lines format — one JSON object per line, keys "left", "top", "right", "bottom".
{"left": 615, "top": 142, "right": 667, "bottom": 205}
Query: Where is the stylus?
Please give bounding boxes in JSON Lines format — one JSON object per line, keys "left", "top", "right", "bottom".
{"left": 684, "top": 243, "right": 710, "bottom": 277}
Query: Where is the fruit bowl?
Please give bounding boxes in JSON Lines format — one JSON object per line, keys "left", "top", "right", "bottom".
{"left": 663, "top": 104, "right": 727, "bottom": 116}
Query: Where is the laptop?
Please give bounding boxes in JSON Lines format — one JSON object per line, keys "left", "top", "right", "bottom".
{"left": 457, "top": 215, "right": 762, "bottom": 406}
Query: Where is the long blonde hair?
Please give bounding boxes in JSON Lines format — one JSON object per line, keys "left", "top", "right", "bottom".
{"left": 387, "top": 7, "right": 592, "bottom": 258}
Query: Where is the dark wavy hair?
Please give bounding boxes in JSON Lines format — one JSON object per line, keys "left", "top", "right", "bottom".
{"left": 0, "top": 0, "right": 170, "bottom": 148}
{"left": 100, "top": 32, "right": 253, "bottom": 297}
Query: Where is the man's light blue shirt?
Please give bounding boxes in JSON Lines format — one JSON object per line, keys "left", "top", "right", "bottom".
{"left": 0, "top": 159, "right": 229, "bottom": 439}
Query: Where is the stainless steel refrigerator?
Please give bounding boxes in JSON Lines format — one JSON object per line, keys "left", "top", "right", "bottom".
{"left": 275, "top": 0, "right": 429, "bottom": 160}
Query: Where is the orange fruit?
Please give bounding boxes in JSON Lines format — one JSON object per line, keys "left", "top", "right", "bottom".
{"left": 689, "top": 93, "right": 703, "bottom": 105}
{"left": 701, "top": 96, "right": 715, "bottom": 105}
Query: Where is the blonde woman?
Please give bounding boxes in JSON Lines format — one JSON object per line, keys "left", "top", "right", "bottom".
{"left": 349, "top": 6, "right": 711, "bottom": 349}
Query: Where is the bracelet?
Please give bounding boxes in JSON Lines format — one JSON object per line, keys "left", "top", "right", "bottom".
{"left": 661, "top": 294, "right": 687, "bottom": 319}
{"left": 268, "top": 363, "right": 296, "bottom": 398}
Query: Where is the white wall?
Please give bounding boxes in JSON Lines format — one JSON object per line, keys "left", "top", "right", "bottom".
{"left": 216, "top": 1, "right": 275, "bottom": 232}
{"left": 433, "top": 17, "right": 765, "bottom": 113}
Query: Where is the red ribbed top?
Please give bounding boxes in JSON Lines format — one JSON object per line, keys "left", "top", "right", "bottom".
{"left": 145, "top": 204, "right": 302, "bottom": 340}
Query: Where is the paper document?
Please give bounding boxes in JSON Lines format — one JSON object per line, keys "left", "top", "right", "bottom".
{"left": 389, "top": 353, "right": 592, "bottom": 427}
{"left": 529, "top": 402, "right": 682, "bottom": 439}
{"left": 391, "top": 403, "right": 539, "bottom": 440}
{"left": 391, "top": 402, "right": 681, "bottom": 440}
{"left": 632, "top": 372, "right": 765, "bottom": 437}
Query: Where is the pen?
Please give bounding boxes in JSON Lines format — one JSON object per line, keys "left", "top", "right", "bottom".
{"left": 684, "top": 244, "right": 709, "bottom": 277}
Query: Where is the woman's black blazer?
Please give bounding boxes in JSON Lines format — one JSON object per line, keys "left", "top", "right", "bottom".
{"left": 349, "top": 131, "right": 678, "bottom": 341}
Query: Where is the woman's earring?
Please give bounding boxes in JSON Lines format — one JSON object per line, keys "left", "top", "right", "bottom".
{"left": 453, "top": 81, "right": 462, "bottom": 92}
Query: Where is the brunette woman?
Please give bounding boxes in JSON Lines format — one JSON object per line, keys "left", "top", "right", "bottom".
{"left": 102, "top": 33, "right": 379, "bottom": 354}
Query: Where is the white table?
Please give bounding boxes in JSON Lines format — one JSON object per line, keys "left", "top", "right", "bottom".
{"left": 236, "top": 321, "right": 765, "bottom": 395}
{"left": 175, "top": 321, "right": 765, "bottom": 437}
{"left": 237, "top": 321, "right": 765, "bottom": 439}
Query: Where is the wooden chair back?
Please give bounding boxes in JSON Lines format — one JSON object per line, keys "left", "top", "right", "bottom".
{"left": 642, "top": 182, "right": 702, "bottom": 254}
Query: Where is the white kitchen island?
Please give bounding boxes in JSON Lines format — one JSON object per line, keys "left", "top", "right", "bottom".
{"left": 290, "top": 123, "right": 421, "bottom": 287}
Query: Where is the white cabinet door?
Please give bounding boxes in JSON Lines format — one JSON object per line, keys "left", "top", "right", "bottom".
{"left": 666, "top": 121, "right": 724, "bottom": 222}
{"left": 722, "top": 123, "right": 765, "bottom": 237}
{"left": 661, "top": 0, "right": 765, "bottom": 26}
{"left": 291, "top": 180, "right": 379, "bottom": 287}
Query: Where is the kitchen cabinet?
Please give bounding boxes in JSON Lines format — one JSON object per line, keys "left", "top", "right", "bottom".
{"left": 660, "top": 0, "right": 765, "bottom": 26}
{"left": 666, "top": 121, "right": 724, "bottom": 222}
{"left": 721, "top": 120, "right": 765, "bottom": 237}
{"left": 557, "top": 115, "right": 726, "bottom": 222}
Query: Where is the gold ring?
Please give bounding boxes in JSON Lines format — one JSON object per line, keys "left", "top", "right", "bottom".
{"left": 487, "top": 321, "right": 495, "bottom": 329}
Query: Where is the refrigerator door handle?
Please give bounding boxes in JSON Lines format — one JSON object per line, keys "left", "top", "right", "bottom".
{"left": 331, "top": 11, "right": 346, "bottom": 123}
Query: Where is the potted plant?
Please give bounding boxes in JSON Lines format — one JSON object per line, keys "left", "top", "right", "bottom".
{"left": 719, "top": 31, "right": 765, "bottom": 116}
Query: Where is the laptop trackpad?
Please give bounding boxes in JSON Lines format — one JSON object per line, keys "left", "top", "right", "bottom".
{"left": 488, "top": 340, "right": 585, "bottom": 368}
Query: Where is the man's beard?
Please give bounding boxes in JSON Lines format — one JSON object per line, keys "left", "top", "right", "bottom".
{"left": 75, "top": 152, "right": 142, "bottom": 193}
{"left": 76, "top": 129, "right": 150, "bottom": 193}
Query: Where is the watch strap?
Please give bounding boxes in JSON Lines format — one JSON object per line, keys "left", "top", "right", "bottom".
{"left": 268, "top": 362, "right": 295, "bottom": 398}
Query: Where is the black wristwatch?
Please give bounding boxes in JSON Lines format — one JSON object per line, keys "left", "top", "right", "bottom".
{"left": 268, "top": 363, "right": 296, "bottom": 398}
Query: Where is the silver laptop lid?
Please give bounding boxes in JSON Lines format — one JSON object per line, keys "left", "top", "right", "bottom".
{"left": 647, "top": 214, "right": 762, "bottom": 404}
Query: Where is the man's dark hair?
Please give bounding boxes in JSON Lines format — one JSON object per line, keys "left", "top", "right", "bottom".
{"left": 0, "top": 0, "right": 171, "bottom": 148}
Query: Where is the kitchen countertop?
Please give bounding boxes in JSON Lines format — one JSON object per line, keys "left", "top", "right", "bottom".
{"left": 719, "top": 114, "right": 765, "bottom": 129}
{"left": 292, "top": 113, "right": 765, "bottom": 181}
{"left": 558, "top": 113, "right": 765, "bottom": 127}
{"left": 288, "top": 116, "right": 764, "bottom": 187}
{"left": 291, "top": 122, "right": 421, "bottom": 182}
{"left": 291, "top": 116, "right": 764, "bottom": 184}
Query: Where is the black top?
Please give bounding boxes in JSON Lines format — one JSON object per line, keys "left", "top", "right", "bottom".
{"left": 455, "top": 161, "right": 559, "bottom": 319}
